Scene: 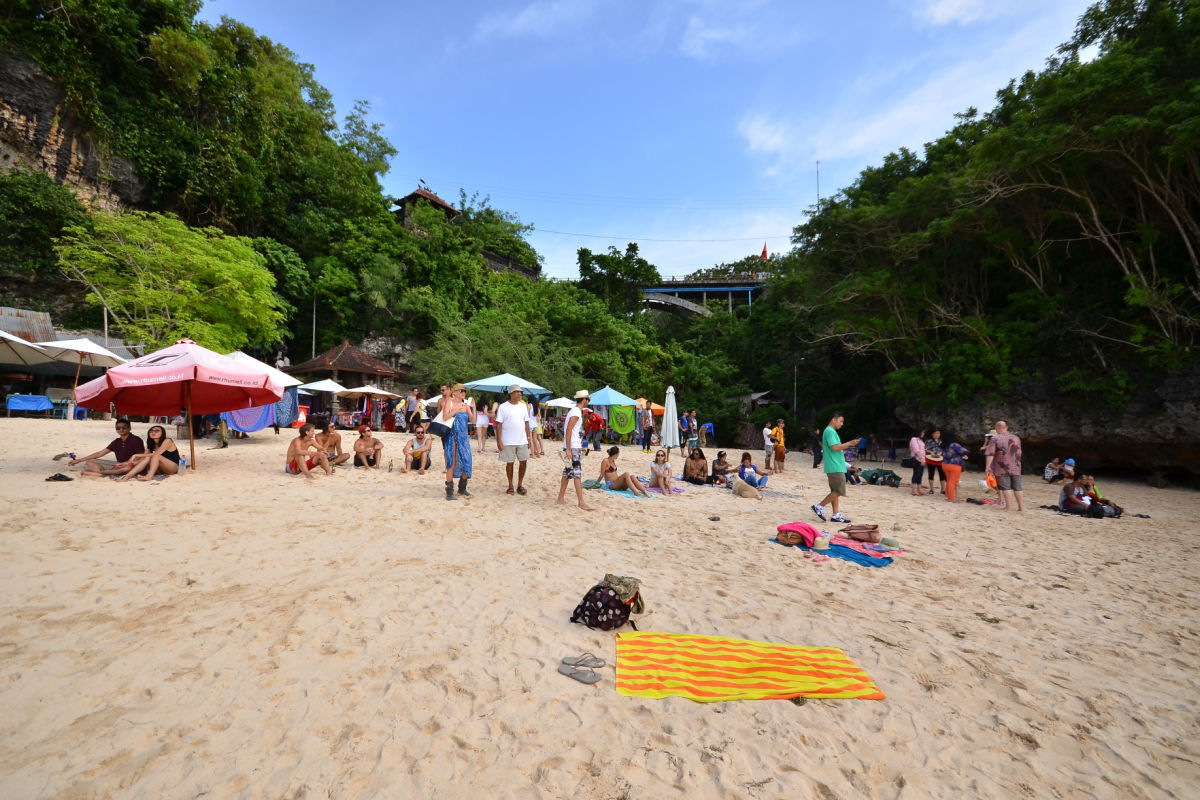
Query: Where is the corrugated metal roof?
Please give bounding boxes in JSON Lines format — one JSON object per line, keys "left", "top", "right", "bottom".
{"left": 0, "top": 306, "right": 57, "bottom": 343}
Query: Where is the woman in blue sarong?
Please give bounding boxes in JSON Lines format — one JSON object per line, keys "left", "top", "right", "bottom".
{"left": 442, "top": 383, "right": 476, "bottom": 500}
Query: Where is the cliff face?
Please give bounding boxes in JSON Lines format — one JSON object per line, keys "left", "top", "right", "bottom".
{"left": 0, "top": 50, "right": 144, "bottom": 208}
{"left": 897, "top": 364, "right": 1200, "bottom": 481}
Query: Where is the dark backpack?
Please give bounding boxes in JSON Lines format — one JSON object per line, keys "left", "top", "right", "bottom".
{"left": 570, "top": 585, "right": 638, "bottom": 631}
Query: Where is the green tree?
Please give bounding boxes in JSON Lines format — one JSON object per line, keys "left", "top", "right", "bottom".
{"left": 576, "top": 243, "right": 660, "bottom": 316}
{"left": 55, "top": 210, "right": 285, "bottom": 351}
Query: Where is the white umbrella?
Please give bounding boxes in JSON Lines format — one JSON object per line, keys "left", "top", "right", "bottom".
{"left": 299, "top": 378, "right": 347, "bottom": 393}
{"left": 544, "top": 396, "right": 574, "bottom": 408}
{"left": 226, "top": 351, "right": 301, "bottom": 388}
{"left": 423, "top": 393, "right": 442, "bottom": 408}
{"left": 33, "top": 336, "right": 127, "bottom": 396}
{"left": 0, "top": 330, "right": 54, "bottom": 367}
{"left": 660, "top": 386, "right": 680, "bottom": 450}
{"left": 339, "top": 384, "right": 399, "bottom": 397}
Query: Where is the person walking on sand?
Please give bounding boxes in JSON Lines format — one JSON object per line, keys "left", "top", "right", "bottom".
{"left": 641, "top": 401, "right": 656, "bottom": 453}
{"left": 68, "top": 418, "right": 145, "bottom": 476}
{"left": 494, "top": 384, "right": 532, "bottom": 496}
{"left": 557, "top": 390, "right": 594, "bottom": 511}
{"left": 985, "top": 420, "right": 1025, "bottom": 512}
{"left": 286, "top": 423, "right": 332, "bottom": 480}
{"left": 812, "top": 412, "right": 856, "bottom": 523}
{"left": 762, "top": 420, "right": 775, "bottom": 473}
{"left": 442, "top": 384, "right": 476, "bottom": 500}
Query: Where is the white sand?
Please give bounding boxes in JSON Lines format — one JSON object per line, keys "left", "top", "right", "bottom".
{"left": 1, "top": 417, "right": 1198, "bottom": 798}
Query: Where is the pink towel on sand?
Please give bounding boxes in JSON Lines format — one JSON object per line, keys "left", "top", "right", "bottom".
{"left": 776, "top": 521, "right": 822, "bottom": 547}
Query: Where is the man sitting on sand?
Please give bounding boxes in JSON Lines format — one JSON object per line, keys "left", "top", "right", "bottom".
{"left": 67, "top": 418, "right": 145, "bottom": 476}
{"left": 402, "top": 426, "right": 432, "bottom": 473}
{"left": 286, "top": 423, "right": 332, "bottom": 479}
{"left": 353, "top": 424, "right": 384, "bottom": 468}
{"left": 315, "top": 420, "right": 352, "bottom": 466}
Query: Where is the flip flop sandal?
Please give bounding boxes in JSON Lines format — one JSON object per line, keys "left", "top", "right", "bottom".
{"left": 812, "top": 555, "right": 831, "bottom": 563}
{"left": 517, "top": 486, "right": 527, "bottom": 495}
{"left": 506, "top": 487, "right": 515, "bottom": 495}
{"left": 45, "top": 473, "right": 73, "bottom": 482}
{"left": 561, "top": 653, "right": 605, "bottom": 669}
{"left": 558, "top": 663, "right": 601, "bottom": 684}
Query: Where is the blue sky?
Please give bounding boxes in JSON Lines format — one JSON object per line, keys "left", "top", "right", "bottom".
{"left": 197, "top": 0, "right": 1096, "bottom": 280}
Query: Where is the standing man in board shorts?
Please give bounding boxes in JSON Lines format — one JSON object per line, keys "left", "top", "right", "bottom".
{"left": 812, "top": 412, "right": 855, "bottom": 523}
{"left": 985, "top": 419, "right": 1025, "bottom": 512}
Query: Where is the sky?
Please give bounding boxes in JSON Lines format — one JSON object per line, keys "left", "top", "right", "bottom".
{"left": 196, "top": 0, "right": 1097, "bottom": 280}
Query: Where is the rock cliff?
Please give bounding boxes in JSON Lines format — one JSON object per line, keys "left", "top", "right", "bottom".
{"left": 0, "top": 50, "right": 144, "bottom": 208}
{"left": 897, "top": 364, "right": 1200, "bottom": 482}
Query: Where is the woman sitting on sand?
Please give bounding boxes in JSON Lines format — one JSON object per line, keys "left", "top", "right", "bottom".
{"left": 598, "top": 447, "right": 651, "bottom": 497}
{"left": 649, "top": 450, "right": 674, "bottom": 495}
{"left": 682, "top": 448, "right": 709, "bottom": 485}
{"left": 114, "top": 425, "right": 180, "bottom": 481}
{"left": 736, "top": 452, "right": 769, "bottom": 489}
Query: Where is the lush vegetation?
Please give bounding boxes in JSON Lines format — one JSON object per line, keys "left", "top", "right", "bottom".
{"left": 1, "top": 0, "right": 1195, "bottom": 439}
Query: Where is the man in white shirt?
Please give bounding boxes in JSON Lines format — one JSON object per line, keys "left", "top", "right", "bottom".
{"left": 556, "top": 390, "right": 594, "bottom": 511}
{"left": 762, "top": 422, "right": 774, "bottom": 474}
{"left": 493, "top": 384, "right": 532, "bottom": 496}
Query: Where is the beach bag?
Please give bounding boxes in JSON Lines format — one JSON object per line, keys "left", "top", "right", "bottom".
{"left": 570, "top": 584, "right": 639, "bottom": 631}
{"left": 777, "top": 529, "right": 804, "bottom": 545}
{"left": 427, "top": 410, "right": 452, "bottom": 438}
{"left": 839, "top": 524, "right": 882, "bottom": 543}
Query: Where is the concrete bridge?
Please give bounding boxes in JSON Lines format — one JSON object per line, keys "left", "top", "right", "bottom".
{"left": 641, "top": 273, "right": 771, "bottom": 316}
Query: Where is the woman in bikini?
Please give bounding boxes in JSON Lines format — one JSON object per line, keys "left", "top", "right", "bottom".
{"left": 115, "top": 425, "right": 181, "bottom": 481}
{"left": 598, "top": 446, "right": 651, "bottom": 497}
{"left": 649, "top": 449, "right": 674, "bottom": 496}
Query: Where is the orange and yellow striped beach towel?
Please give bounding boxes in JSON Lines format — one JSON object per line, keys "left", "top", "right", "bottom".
{"left": 615, "top": 631, "right": 885, "bottom": 702}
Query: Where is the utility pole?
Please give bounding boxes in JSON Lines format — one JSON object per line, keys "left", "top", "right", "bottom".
{"left": 816, "top": 160, "right": 821, "bottom": 206}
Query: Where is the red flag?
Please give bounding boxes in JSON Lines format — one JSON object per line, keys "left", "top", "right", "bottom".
{"left": 760, "top": 243, "right": 768, "bottom": 260}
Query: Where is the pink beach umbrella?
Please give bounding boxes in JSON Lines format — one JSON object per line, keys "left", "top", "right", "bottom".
{"left": 75, "top": 339, "right": 283, "bottom": 470}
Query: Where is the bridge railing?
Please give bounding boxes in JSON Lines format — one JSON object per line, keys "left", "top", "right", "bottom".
{"left": 649, "top": 272, "right": 773, "bottom": 285}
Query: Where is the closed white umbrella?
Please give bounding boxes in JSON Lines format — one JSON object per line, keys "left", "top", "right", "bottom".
{"left": 660, "top": 386, "right": 680, "bottom": 450}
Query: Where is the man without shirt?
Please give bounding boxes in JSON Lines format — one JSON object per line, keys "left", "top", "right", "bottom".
{"left": 402, "top": 425, "right": 432, "bottom": 473}
{"left": 985, "top": 419, "right": 1025, "bottom": 512}
{"left": 494, "top": 383, "right": 532, "bottom": 496}
{"left": 812, "top": 412, "right": 856, "bottom": 524}
{"left": 353, "top": 424, "right": 384, "bottom": 468}
{"left": 69, "top": 418, "right": 145, "bottom": 476}
{"left": 315, "top": 420, "right": 352, "bottom": 466}
{"left": 286, "top": 423, "right": 332, "bottom": 479}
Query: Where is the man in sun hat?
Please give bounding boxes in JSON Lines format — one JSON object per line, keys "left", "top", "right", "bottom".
{"left": 494, "top": 383, "right": 531, "bottom": 496}
{"left": 557, "top": 390, "right": 594, "bottom": 511}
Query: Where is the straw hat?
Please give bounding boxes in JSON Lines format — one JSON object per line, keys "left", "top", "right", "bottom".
{"left": 573, "top": 389, "right": 590, "bottom": 400}
{"left": 508, "top": 383, "right": 522, "bottom": 394}
{"left": 813, "top": 536, "right": 830, "bottom": 551}
{"left": 451, "top": 383, "right": 466, "bottom": 392}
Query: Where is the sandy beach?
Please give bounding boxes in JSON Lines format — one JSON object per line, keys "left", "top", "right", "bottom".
{"left": 0, "top": 416, "right": 1197, "bottom": 799}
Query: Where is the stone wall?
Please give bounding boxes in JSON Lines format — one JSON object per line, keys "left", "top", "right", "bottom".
{"left": 0, "top": 50, "right": 144, "bottom": 209}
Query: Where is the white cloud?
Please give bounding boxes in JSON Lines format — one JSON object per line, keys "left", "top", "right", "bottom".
{"left": 473, "top": 0, "right": 597, "bottom": 41}
{"left": 737, "top": 4, "right": 1087, "bottom": 184}
{"left": 679, "top": 15, "right": 750, "bottom": 59}
{"left": 913, "top": 0, "right": 991, "bottom": 26}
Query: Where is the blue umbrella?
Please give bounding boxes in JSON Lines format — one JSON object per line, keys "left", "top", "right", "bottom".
{"left": 464, "top": 372, "right": 551, "bottom": 396}
{"left": 588, "top": 385, "right": 638, "bottom": 406}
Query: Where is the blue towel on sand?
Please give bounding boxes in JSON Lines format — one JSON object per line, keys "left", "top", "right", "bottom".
{"left": 769, "top": 538, "right": 893, "bottom": 568}
{"left": 603, "top": 487, "right": 646, "bottom": 499}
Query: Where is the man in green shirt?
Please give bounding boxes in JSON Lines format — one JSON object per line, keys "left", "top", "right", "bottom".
{"left": 812, "top": 412, "right": 855, "bottom": 523}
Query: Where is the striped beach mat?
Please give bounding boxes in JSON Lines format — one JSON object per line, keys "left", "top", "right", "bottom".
{"left": 615, "top": 632, "right": 885, "bottom": 702}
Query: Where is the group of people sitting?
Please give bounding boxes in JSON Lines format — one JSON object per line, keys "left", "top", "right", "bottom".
{"left": 64, "top": 418, "right": 182, "bottom": 481}
{"left": 1057, "top": 471, "right": 1124, "bottom": 517}
{"left": 285, "top": 417, "right": 438, "bottom": 479}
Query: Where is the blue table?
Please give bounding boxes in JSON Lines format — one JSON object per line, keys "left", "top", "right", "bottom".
{"left": 6, "top": 394, "right": 53, "bottom": 412}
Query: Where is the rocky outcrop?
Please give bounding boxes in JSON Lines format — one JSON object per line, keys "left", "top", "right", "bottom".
{"left": 0, "top": 50, "right": 145, "bottom": 208}
{"left": 897, "top": 365, "right": 1200, "bottom": 481}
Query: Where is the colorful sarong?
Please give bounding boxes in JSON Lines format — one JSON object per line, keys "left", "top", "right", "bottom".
{"left": 442, "top": 411, "right": 472, "bottom": 478}
{"left": 615, "top": 632, "right": 885, "bottom": 702}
